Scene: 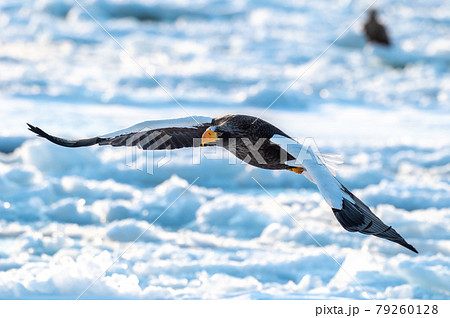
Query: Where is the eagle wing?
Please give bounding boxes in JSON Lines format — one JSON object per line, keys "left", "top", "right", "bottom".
{"left": 364, "top": 21, "right": 390, "bottom": 45}
{"left": 27, "top": 116, "right": 213, "bottom": 150}
{"left": 270, "top": 134, "right": 418, "bottom": 253}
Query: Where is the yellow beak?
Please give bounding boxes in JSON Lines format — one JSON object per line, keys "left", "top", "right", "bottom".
{"left": 201, "top": 129, "right": 220, "bottom": 146}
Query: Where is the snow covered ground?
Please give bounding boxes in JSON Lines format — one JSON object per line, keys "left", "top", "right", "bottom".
{"left": 0, "top": 0, "right": 449, "bottom": 299}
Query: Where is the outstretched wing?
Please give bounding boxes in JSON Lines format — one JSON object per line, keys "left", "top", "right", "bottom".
{"left": 270, "top": 134, "right": 418, "bottom": 253}
{"left": 28, "top": 116, "right": 213, "bottom": 150}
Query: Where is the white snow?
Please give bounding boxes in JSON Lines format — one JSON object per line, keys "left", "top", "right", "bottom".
{"left": 0, "top": 0, "right": 449, "bottom": 300}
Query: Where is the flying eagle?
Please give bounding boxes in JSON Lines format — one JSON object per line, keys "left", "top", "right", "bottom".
{"left": 27, "top": 114, "right": 417, "bottom": 253}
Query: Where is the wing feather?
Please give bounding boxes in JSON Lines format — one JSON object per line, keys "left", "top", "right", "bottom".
{"left": 270, "top": 134, "right": 418, "bottom": 253}
{"left": 28, "top": 116, "right": 213, "bottom": 150}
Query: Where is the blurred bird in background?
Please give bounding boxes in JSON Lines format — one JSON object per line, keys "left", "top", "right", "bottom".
{"left": 364, "top": 9, "right": 391, "bottom": 46}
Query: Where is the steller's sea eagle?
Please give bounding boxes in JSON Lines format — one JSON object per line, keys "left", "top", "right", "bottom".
{"left": 27, "top": 114, "right": 417, "bottom": 253}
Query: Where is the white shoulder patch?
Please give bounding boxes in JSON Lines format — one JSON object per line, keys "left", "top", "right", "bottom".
{"left": 101, "top": 116, "right": 213, "bottom": 138}
{"left": 270, "top": 134, "right": 351, "bottom": 209}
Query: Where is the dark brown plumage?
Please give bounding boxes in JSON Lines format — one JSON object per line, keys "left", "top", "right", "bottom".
{"left": 100, "top": 124, "right": 212, "bottom": 150}
{"left": 210, "top": 115, "right": 295, "bottom": 170}
{"left": 333, "top": 186, "right": 417, "bottom": 253}
{"left": 364, "top": 9, "right": 390, "bottom": 46}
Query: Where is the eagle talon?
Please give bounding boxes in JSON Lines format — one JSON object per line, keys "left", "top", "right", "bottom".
{"left": 287, "top": 167, "right": 305, "bottom": 175}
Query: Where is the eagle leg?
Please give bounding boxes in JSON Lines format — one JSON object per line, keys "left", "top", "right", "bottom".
{"left": 287, "top": 167, "right": 305, "bottom": 175}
